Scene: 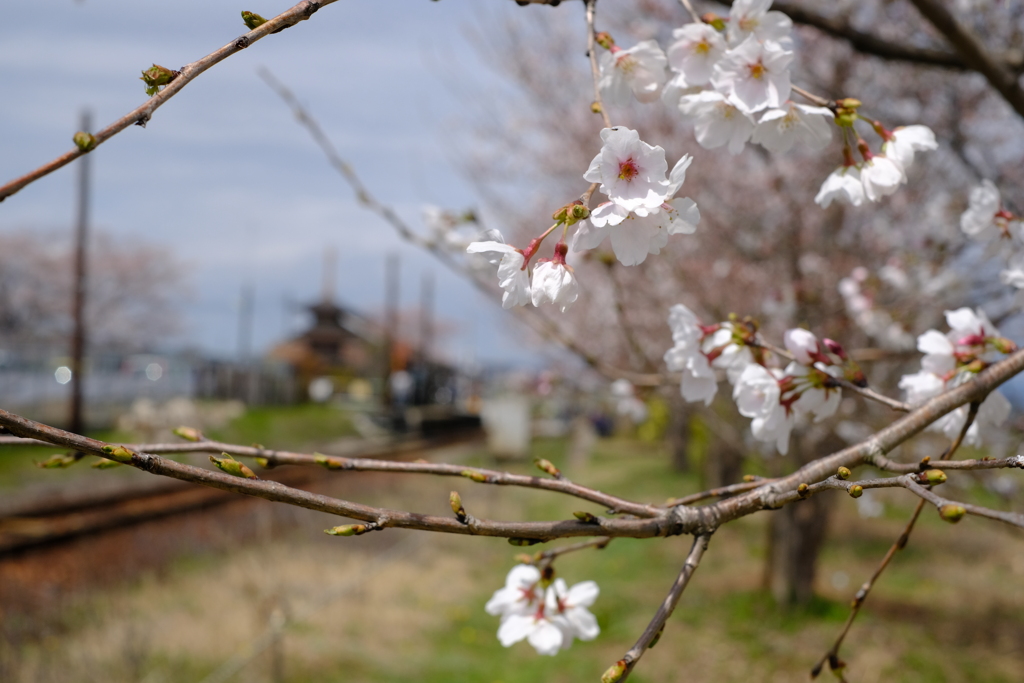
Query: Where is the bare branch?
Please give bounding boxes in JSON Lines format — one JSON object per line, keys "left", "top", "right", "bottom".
{"left": 613, "top": 533, "right": 711, "bottom": 682}
{"left": 908, "top": 0, "right": 1024, "bottom": 119}
{"left": 0, "top": 0, "right": 335, "bottom": 202}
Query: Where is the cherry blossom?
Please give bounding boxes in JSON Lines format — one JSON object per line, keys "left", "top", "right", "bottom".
{"left": 711, "top": 36, "right": 792, "bottom": 114}
{"left": 1000, "top": 253, "right": 1024, "bottom": 288}
{"left": 784, "top": 328, "right": 821, "bottom": 365}
{"left": 727, "top": 0, "right": 794, "bottom": 48}
{"left": 751, "top": 103, "right": 833, "bottom": 153}
{"left": 678, "top": 90, "right": 755, "bottom": 154}
{"left": 664, "top": 304, "right": 719, "bottom": 405}
{"left": 573, "top": 155, "right": 700, "bottom": 265}
{"left": 545, "top": 578, "right": 601, "bottom": 647}
{"left": 531, "top": 258, "right": 579, "bottom": 312}
{"left": 486, "top": 564, "right": 542, "bottom": 619}
{"left": 666, "top": 23, "right": 726, "bottom": 87}
{"left": 734, "top": 363, "right": 794, "bottom": 454}
{"left": 598, "top": 40, "right": 668, "bottom": 107}
{"left": 584, "top": 127, "right": 672, "bottom": 213}
{"left": 815, "top": 165, "right": 865, "bottom": 208}
{"left": 787, "top": 362, "right": 841, "bottom": 423}
{"left": 881, "top": 125, "right": 938, "bottom": 177}
{"left": 858, "top": 154, "right": 903, "bottom": 202}
{"left": 960, "top": 179, "right": 1019, "bottom": 242}
{"left": 466, "top": 237, "right": 532, "bottom": 309}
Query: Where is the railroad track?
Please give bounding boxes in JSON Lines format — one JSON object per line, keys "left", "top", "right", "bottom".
{"left": 0, "top": 429, "right": 481, "bottom": 557}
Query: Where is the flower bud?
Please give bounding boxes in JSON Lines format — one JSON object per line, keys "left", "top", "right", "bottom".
{"left": 836, "top": 466, "right": 851, "bottom": 480}
{"left": 920, "top": 469, "right": 947, "bottom": 486}
{"left": 594, "top": 32, "right": 614, "bottom": 50}
{"left": 573, "top": 511, "right": 599, "bottom": 523}
{"left": 91, "top": 458, "right": 122, "bottom": 469}
{"left": 172, "top": 426, "right": 203, "bottom": 442}
{"left": 72, "top": 131, "right": 96, "bottom": 152}
{"left": 551, "top": 205, "right": 569, "bottom": 223}
{"left": 601, "top": 660, "right": 628, "bottom": 683}
{"left": 701, "top": 13, "right": 727, "bottom": 32}
{"left": 534, "top": 458, "right": 561, "bottom": 478}
{"left": 255, "top": 456, "right": 272, "bottom": 469}
{"left": 590, "top": 101, "right": 603, "bottom": 114}
{"left": 460, "top": 469, "right": 489, "bottom": 483}
{"left": 564, "top": 201, "right": 590, "bottom": 227}
{"left": 743, "top": 474, "right": 758, "bottom": 483}
{"left": 209, "top": 454, "right": 258, "bottom": 479}
{"left": 991, "top": 336, "right": 1018, "bottom": 354}
{"left": 450, "top": 491, "right": 467, "bottom": 520}
{"left": 325, "top": 524, "right": 368, "bottom": 536}
{"left": 939, "top": 504, "right": 966, "bottom": 523}
{"left": 315, "top": 453, "right": 343, "bottom": 470}
{"left": 848, "top": 485, "right": 863, "bottom": 498}
{"left": 507, "top": 537, "right": 542, "bottom": 546}
{"left": 843, "top": 362, "right": 867, "bottom": 387}
{"left": 241, "top": 11, "right": 267, "bottom": 29}
{"left": 101, "top": 444, "right": 136, "bottom": 464}
{"left": 36, "top": 453, "right": 79, "bottom": 469}
{"left": 797, "top": 483, "right": 809, "bottom": 495}
{"left": 140, "top": 64, "right": 177, "bottom": 96}
{"left": 964, "top": 358, "right": 986, "bottom": 374}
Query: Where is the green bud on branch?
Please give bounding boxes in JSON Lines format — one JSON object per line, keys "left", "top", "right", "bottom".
{"left": 36, "top": 453, "right": 80, "bottom": 469}
{"left": 172, "top": 426, "right": 203, "bottom": 442}
{"left": 101, "top": 444, "right": 137, "bottom": 464}
{"left": 601, "top": 659, "right": 628, "bottom": 683}
{"left": 91, "top": 458, "right": 123, "bottom": 469}
{"left": 325, "top": 524, "right": 368, "bottom": 536}
{"left": 848, "top": 485, "right": 863, "bottom": 498}
{"left": 314, "top": 453, "right": 343, "bottom": 469}
{"left": 594, "top": 32, "right": 614, "bottom": 50}
{"left": 507, "top": 537, "right": 542, "bottom": 546}
{"left": 921, "top": 469, "right": 947, "bottom": 485}
{"left": 573, "top": 511, "right": 599, "bottom": 524}
{"left": 836, "top": 466, "right": 851, "bottom": 480}
{"left": 534, "top": 458, "right": 562, "bottom": 478}
{"left": 450, "top": 491, "right": 467, "bottom": 520}
{"left": 209, "top": 454, "right": 258, "bottom": 479}
{"left": 140, "top": 64, "right": 178, "bottom": 97}
{"left": 72, "top": 131, "right": 96, "bottom": 152}
{"left": 939, "top": 504, "right": 966, "bottom": 523}
{"left": 241, "top": 11, "right": 267, "bottom": 29}
{"left": 460, "top": 469, "right": 488, "bottom": 483}
{"left": 255, "top": 457, "right": 272, "bottom": 469}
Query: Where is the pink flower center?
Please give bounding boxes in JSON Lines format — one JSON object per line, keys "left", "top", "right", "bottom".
{"left": 618, "top": 158, "right": 639, "bottom": 181}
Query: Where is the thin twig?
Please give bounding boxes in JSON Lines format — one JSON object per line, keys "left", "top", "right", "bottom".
{"left": 811, "top": 403, "right": 980, "bottom": 678}
{"left": 791, "top": 84, "right": 833, "bottom": 108}
{"left": 532, "top": 537, "right": 612, "bottom": 567}
{"left": 585, "top": 0, "right": 613, "bottom": 129}
{"left": 0, "top": 0, "right": 335, "bottom": 202}
{"left": 664, "top": 478, "right": 772, "bottom": 507}
{"left": 677, "top": 0, "right": 701, "bottom": 24}
{"left": 613, "top": 533, "right": 711, "bottom": 682}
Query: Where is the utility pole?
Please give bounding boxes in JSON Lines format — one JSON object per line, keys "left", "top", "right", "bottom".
{"left": 69, "top": 109, "right": 91, "bottom": 435}
{"left": 419, "top": 271, "right": 433, "bottom": 364}
{"left": 382, "top": 252, "right": 399, "bottom": 408}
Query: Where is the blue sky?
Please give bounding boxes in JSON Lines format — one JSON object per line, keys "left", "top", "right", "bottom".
{"left": 0, "top": 0, "right": 555, "bottom": 367}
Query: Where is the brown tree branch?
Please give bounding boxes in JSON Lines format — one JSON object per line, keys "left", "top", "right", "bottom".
{"left": 585, "top": 0, "right": 614, "bottom": 129}
{"left": 611, "top": 533, "right": 711, "bottom": 683}
{"left": 0, "top": 0, "right": 335, "bottom": 203}
{"left": 908, "top": 0, "right": 1024, "bottom": 119}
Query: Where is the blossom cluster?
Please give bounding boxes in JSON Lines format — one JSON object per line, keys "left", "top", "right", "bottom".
{"left": 485, "top": 564, "right": 600, "bottom": 656}
{"left": 898, "top": 307, "right": 1014, "bottom": 446}
{"left": 596, "top": 0, "right": 937, "bottom": 209}
{"left": 663, "top": 304, "right": 846, "bottom": 454}
{"left": 467, "top": 126, "right": 700, "bottom": 311}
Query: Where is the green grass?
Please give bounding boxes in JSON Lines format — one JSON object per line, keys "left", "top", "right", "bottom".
{"left": 205, "top": 403, "right": 356, "bottom": 449}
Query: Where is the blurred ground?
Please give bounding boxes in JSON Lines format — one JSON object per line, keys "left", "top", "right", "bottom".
{"left": 1, "top": 408, "right": 1024, "bottom": 682}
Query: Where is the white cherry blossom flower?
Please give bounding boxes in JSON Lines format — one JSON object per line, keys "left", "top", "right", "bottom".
{"left": 727, "top": 0, "right": 794, "bottom": 48}
{"left": 531, "top": 260, "right": 579, "bottom": 313}
{"left": 664, "top": 305, "right": 719, "bottom": 405}
{"left": 859, "top": 155, "right": 903, "bottom": 202}
{"left": 584, "top": 127, "right": 671, "bottom": 213}
{"left": 711, "top": 36, "right": 792, "bottom": 114}
{"left": 573, "top": 156, "right": 700, "bottom": 265}
{"left": 898, "top": 370, "right": 944, "bottom": 405}
{"left": 703, "top": 324, "right": 753, "bottom": 383}
{"left": 881, "top": 125, "right": 937, "bottom": 177}
{"left": 678, "top": 90, "right": 755, "bottom": 154}
{"left": 815, "top": 165, "right": 865, "bottom": 208}
{"left": 466, "top": 238, "right": 532, "bottom": 309}
{"left": 496, "top": 611, "right": 566, "bottom": 656}
{"left": 599, "top": 40, "right": 668, "bottom": 107}
{"left": 734, "top": 363, "right": 793, "bottom": 453}
{"left": 784, "top": 328, "right": 821, "bottom": 365}
{"left": 486, "top": 564, "right": 542, "bottom": 619}
{"left": 667, "top": 303, "right": 703, "bottom": 346}
{"left": 545, "top": 578, "right": 600, "bottom": 647}
{"left": 752, "top": 103, "right": 833, "bottom": 153}
{"left": 960, "top": 180, "right": 1006, "bottom": 242}
{"left": 666, "top": 23, "right": 727, "bottom": 87}
{"left": 787, "top": 362, "right": 841, "bottom": 423}
{"left": 1000, "top": 253, "right": 1024, "bottom": 288}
